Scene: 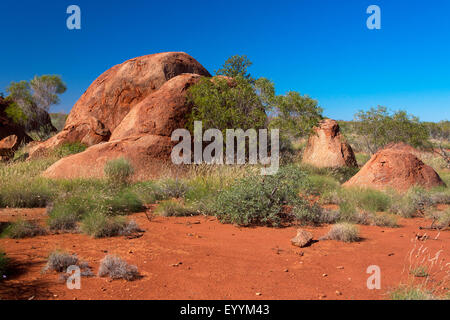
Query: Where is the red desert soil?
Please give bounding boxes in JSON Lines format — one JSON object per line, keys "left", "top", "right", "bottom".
{"left": 0, "top": 207, "right": 448, "bottom": 300}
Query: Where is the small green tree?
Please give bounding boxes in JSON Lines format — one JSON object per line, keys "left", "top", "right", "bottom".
{"left": 215, "top": 55, "right": 254, "bottom": 81}
{"left": 270, "top": 92, "right": 323, "bottom": 139}
{"left": 187, "top": 75, "right": 269, "bottom": 135}
{"left": 354, "top": 106, "right": 429, "bottom": 154}
{"left": 6, "top": 75, "right": 66, "bottom": 133}
{"left": 30, "top": 75, "right": 67, "bottom": 112}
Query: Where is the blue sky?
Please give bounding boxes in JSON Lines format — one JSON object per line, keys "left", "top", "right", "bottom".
{"left": 0, "top": 0, "right": 449, "bottom": 121}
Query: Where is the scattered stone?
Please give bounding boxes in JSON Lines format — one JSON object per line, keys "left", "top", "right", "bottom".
{"left": 291, "top": 229, "right": 313, "bottom": 248}
{"left": 336, "top": 266, "right": 344, "bottom": 269}
{"left": 322, "top": 273, "right": 328, "bottom": 277}
{"left": 335, "top": 291, "right": 342, "bottom": 296}
{"left": 256, "top": 292, "right": 262, "bottom": 296}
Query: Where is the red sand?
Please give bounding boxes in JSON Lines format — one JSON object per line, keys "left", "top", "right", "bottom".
{"left": 0, "top": 207, "right": 448, "bottom": 300}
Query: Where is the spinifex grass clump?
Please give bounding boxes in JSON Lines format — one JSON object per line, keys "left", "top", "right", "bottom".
{"left": 1, "top": 219, "right": 47, "bottom": 239}
{"left": 81, "top": 212, "right": 142, "bottom": 238}
{"left": 104, "top": 158, "right": 134, "bottom": 185}
{"left": 321, "top": 223, "right": 360, "bottom": 243}
{"left": 98, "top": 255, "right": 139, "bottom": 281}
{"left": 53, "top": 142, "right": 87, "bottom": 158}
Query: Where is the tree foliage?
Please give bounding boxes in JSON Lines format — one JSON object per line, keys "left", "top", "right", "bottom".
{"left": 6, "top": 75, "right": 66, "bottom": 133}
{"left": 354, "top": 106, "right": 429, "bottom": 154}
{"left": 188, "top": 55, "right": 323, "bottom": 143}
{"left": 215, "top": 55, "right": 254, "bottom": 81}
{"left": 270, "top": 92, "right": 323, "bottom": 139}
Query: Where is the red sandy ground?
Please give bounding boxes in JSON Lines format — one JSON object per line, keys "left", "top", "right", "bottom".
{"left": 0, "top": 207, "right": 448, "bottom": 300}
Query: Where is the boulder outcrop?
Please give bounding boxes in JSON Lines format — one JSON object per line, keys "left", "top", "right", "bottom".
{"left": 29, "top": 52, "right": 211, "bottom": 158}
{"left": 342, "top": 147, "right": 445, "bottom": 192}
{"left": 302, "top": 119, "right": 357, "bottom": 168}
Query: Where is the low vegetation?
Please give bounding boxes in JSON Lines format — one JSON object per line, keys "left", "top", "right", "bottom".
{"left": 320, "top": 223, "right": 360, "bottom": 242}
{"left": 1, "top": 219, "right": 47, "bottom": 239}
{"left": 104, "top": 158, "right": 134, "bottom": 185}
{"left": 98, "top": 255, "right": 139, "bottom": 281}
{"left": 44, "top": 250, "right": 79, "bottom": 273}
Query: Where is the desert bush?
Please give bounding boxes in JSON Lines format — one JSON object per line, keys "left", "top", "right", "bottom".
{"left": 155, "top": 200, "right": 196, "bottom": 217}
{"left": 0, "top": 250, "right": 9, "bottom": 278}
{"left": 390, "top": 187, "right": 434, "bottom": 217}
{"left": 321, "top": 223, "right": 360, "bottom": 242}
{"left": 53, "top": 142, "right": 87, "bottom": 158}
{"left": 371, "top": 213, "right": 399, "bottom": 228}
{"left": 0, "top": 177, "right": 54, "bottom": 208}
{"left": 1, "top": 219, "right": 47, "bottom": 238}
{"left": 158, "top": 178, "right": 190, "bottom": 199}
{"left": 301, "top": 174, "right": 339, "bottom": 196}
{"left": 104, "top": 158, "right": 134, "bottom": 185}
{"left": 389, "top": 285, "right": 438, "bottom": 300}
{"left": 104, "top": 189, "right": 144, "bottom": 215}
{"left": 347, "top": 188, "right": 391, "bottom": 213}
{"left": 212, "top": 166, "right": 317, "bottom": 227}
{"left": 44, "top": 250, "right": 78, "bottom": 272}
{"left": 98, "top": 255, "right": 139, "bottom": 281}
{"left": 299, "top": 164, "right": 359, "bottom": 184}
{"left": 131, "top": 181, "right": 168, "bottom": 204}
{"left": 47, "top": 194, "right": 97, "bottom": 230}
{"left": 353, "top": 106, "right": 429, "bottom": 154}
{"left": 81, "top": 212, "right": 140, "bottom": 238}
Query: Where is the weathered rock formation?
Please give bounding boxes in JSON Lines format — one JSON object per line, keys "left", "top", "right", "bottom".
{"left": 43, "top": 73, "right": 202, "bottom": 180}
{"left": 29, "top": 52, "right": 211, "bottom": 158}
{"left": 302, "top": 119, "right": 357, "bottom": 168}
{"left": 342, "top": 146, "right": 445, "bottom": 192}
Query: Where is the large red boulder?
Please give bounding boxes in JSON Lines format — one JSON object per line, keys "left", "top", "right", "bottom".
{"left": 302, "top": 119, "right": 357, "bottom": 168}
{"left": 29, "top": 52, "right": 210, "bottom": 158}
{"left": 42, "top": 74, "right": 201, "bottom": 180}
{"left": 342, "top": 147, "right": 446, "bottom": 192}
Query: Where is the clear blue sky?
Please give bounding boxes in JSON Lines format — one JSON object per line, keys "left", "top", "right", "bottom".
{"left": 1, "top": 0, "right": 449, "bottom": 121}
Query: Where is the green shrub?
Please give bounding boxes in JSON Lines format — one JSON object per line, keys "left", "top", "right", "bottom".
{"left": 131, "top": 181, "right": 168, "bottom": 204}
{"left": 155, "top": 200, "right": 196, "bottom": 217}
{"left": 212, "top": 166, "right": 317, "bottom": 227}
{"left": 0, "top": 178, "right": 54, "bottom": 208}
{"left": 2, "top": 219, "right": 47, "bottom": 238}
{"left": 158, "top": 179, "right": 190, "bottom": 199}
{"left": 47, "top": 194, "right": 97, "bottom": 230}
{"left": 338, "top": 201, "right": 358, "bottom": 222}
{"left": 81, "top": 212, "right": 140, "bottom": 238}
{"left": 104, "top": 158, "right": 134, "bottom": 185}
{"left": 104, "top": 189, "right": 144, "bottom": 215}
{"left": 371, "top": 213, "right": 399, "bottom": 228}
{"left": 302, "top": 174, "right": 339, "bottom": 196}
{"left": 390, "top": 187, "right": 434, "bottom": 217}
{"left": 321, "top": 223, "right": 360, "bottom": 242}
{"left": 53, "top": 142, "right": 87, "bottom": 158}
